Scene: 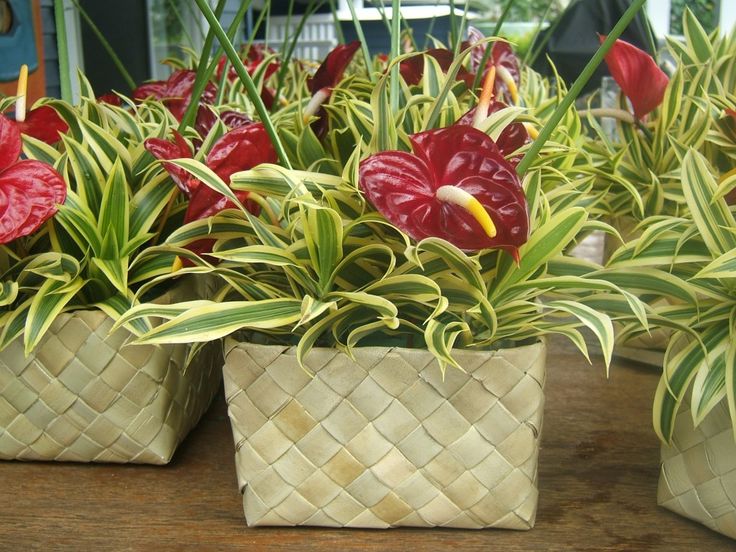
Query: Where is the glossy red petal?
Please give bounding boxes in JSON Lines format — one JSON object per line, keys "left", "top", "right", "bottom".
{"left": 17, "top": 106, "right": 69, "bottom": 145}
{"left": 410, "top": 125, "right": 502, "bottom": 184}
{"left": 133, "top": 80, "right": 167, "bottom": 101}
{"left": 456, "top": 102, "right": 530, "bottom": 166}
{"left": 465, "top": 26, "right": 486, "bottom": 73}
{"left": 144, "top": 132, "right": 197, "bottom": 196}
{"left": 0, "top": 117, "right": 21, "bottom": 171}
{"left": 0, "top": 159, "right": 67, "bottom": 244}
{"left": 97, "top": 92, "right": 122, "bottom": 106}
{"left": 399, "top": 55, "right": 423, "bottom": 86}
{"left": 308, "top": 41, "right": 360, "bottom": 94}
{"left": 725, "top": 108, "right": 736, "bottom": 121}
{"left": 163, "top": 70, "right": 217, "bottom": 122}
{"left": 195, "top": 105, "right": 219, "bottom": 138}
{"left": 359, "top": 126, "right": 528, "bottom": 253}
{"left": 185, "top": 185, "right": 230, "bottom": 223}
{"left": 601, "top": 36, "right": 669, "bottom": 120}
{"left": 221, "top": 110, "right": 254, "bottom": 129}
{"left": 400, "top": 49, "right": 474, "bottom": 87}
{"left": 206, "top": 123, "right": 277, "bottom": 184}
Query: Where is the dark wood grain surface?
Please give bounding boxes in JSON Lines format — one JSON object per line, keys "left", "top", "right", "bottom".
{"left": 1, "top": 338, "right": 734, "bottom": 551}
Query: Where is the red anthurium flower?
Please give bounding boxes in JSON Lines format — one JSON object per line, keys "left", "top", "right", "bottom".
{"left": 145, "top": 123, "right": 276, "bottom": 258}
{"left": 8, "top": 105, "right": 69, "bottom": 145}
{"left": 133, "top": 69, "right": 217, "bottom": 122}
{"left": 307, "top": 41, "right": 361, "bottom": 97}
{"left": 144, "top": 130, "right": 199, "bottom": 195}
{"left": 217, "top": 44, "right": 280, "bottom": 82}
{"left": 399, "top": 48, "right": 475, "bottom": 87}
{"left": 464, "top": 27, "right": 521, "bottom": 103}
{"left": 216, "top": 45, "right": 280, "bottom": 109}
{"left": 97, "top": 92, "right": 123, "bottom": 106}
{"left": 0, "top": 117, "right": 67, "bottom": 244}
{"left": 194, "top": 107, "right": 254, "bottom": 141}
{"left": 304, "top": 41, "right": 360, "bottom": 137}
{"left": 601, "top": 36, "right": 668, "bottom": 120}
{"left": 359, "top": 125, "right": 529, "bottom": 258}
{"left": 456, "top": 102, "right": 530, "bottom": 168}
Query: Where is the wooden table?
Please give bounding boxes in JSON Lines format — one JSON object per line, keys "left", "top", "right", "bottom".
{"left": 1, "top": 338, "right": 734, "bottom": 551}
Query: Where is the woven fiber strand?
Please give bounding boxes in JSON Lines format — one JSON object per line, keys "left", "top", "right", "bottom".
{"left": 658, "top": 396, "right": 736, "bottom": 539}
{"left": 0, "top": 278, "right": 222, "bottom": 464}
{"left": 223, "top": 340, "right": 546, "bottom": 529}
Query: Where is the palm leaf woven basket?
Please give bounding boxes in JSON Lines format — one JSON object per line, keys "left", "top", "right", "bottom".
{"left": 0, "top": 277, "right": 222, "bottom": 464}
{"left": 223, "top": 339, "right": 546, "bottom": 529}
{"left": 658, "top": 395, "right": 736, "bottom": 539}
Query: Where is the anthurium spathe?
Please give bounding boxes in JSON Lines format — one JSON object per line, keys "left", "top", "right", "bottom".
{"left": 134, "top": 69, "right": 217, "bottom": 122}
{"left": 304, "top": 41, "right": 360, "bottom": 136}
{"left": 359, "top": 125, "right": 528, "bottom": 259}
{"left": 465, "top": 27, "right": 521, "bottom": 103}
{"left": 145, "top": 123, "right": 277, "bottom": 224}
{"left": 0, "top": 116, "right": 66, "bottom": 244}
{"left": 12, "top": 105, "right": 69, "bottom": 145}
{"left": 601, "top": 36, "right": 669, "bottom": 120}
{"left": 456, "top": 102, "right": 530, "bottom": 167}
{"left": 216, "top": 43, "right": 279, "bottom": 83}
{"left": 399, "top": 48, "right": 475, "bottom": 87}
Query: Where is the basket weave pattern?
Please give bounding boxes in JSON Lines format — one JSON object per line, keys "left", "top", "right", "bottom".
{"left": 0, "top": 282, "right": 221, "bottom": 464}
{"left": 658, "top": 397, "right": 736, "bottom": 539}
{"left": 224, "top": 340, "right": 546, "bottom": 529}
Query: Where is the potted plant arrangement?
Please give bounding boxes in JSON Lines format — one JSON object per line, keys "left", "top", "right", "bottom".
{"left": 600, "top": 12, "right": 736, "bottom": 540}
{"left": 110, "top": 0, "right": 652, "bottom": 528}
{"left": 0, "top": 73, "right": 223, "bottom": 464}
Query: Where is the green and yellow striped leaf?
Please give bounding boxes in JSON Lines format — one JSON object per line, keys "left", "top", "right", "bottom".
{"left": 134, "top": 298, "right": 303, "bottom": 344}
{"left": 24, "top": 277, "right": 86, "bottom": 354}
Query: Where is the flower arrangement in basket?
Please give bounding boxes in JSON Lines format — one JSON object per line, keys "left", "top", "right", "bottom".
{"left": 112, "top": 1, "right": 650, "bottom": 529}
{"left": 0, "top": 72, "right": 226, "bottom": 464}
{"left": 578, "top": 10, "right": 736, "bottom": 362}
{"left": 597, "top": 11, "right": 736, "bottom": 540}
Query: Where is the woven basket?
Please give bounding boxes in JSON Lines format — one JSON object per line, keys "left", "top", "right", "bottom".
{"left": 0, "top": 277, "right": 222, "bottom": 464}
{"left": 223, "top": 339, "right": 546, "bottom": 529}
{"left": 658, "top": 395, "right": 736, "bottom": 539}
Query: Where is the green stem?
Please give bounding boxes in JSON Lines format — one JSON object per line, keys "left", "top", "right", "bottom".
{"left": 280, "top": 0, "right": 295, "bottom": 68}
{"left": 452, "top": 0, "right": 471, "bottom": 57}
{"left": 374, "top": 1, "right": 392, "bottom": 34}
{"left": 346, "top": 0, "right": 376, "bottom": 84}
{"left": 526, "top": 0, "right": 576, "bottom": 67}
{"left": 390, "top": 0, "right": 401, "bottom": 113}
{"left": 274, "top": 0, "right": 325, "bottom": 109}
{"left": 184, "top": 0, "right": 206, "bottom": 43}
{"left": 328, "top": 0, "right": 345, "bottom": 44}
{"left": 167, "top": 0, "right": 196, "bottom": 51}
{"left": 449, "top": 0, "right": 457, "bottom": 51}
{"left": 193, "top": 0, "right": 291, "bottom": 169}
{"left": 53, "top": 0, "right": 72, "bottom": 102}
{"left": 522, "top": 1, "right": 553, "bottom": 66}
{"left": 471, "top": 0, "right": 517, "bottom": 91}
{"left": 215, "top": 0, "right": 256, "bottom": 105}
{"left": 516, "top": 0, "right": 647, "bottom": 176}
{"left": 70, "top": 0, "right": 137, "bottom": 90}
{"left": 178, "top": 0, "right": 228, "bottom": 131}
{"left": 423, "top": 0, "right": 442, "bottom": 49}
